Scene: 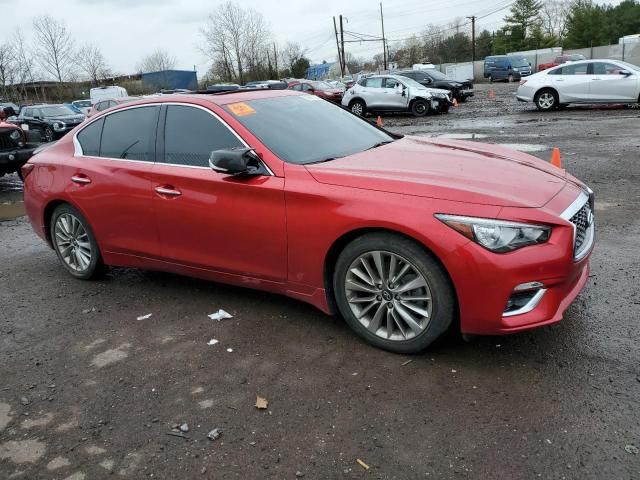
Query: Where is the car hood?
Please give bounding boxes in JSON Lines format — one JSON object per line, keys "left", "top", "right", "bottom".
{"left": 305, "top": 136, "right": 568, "bottom": 208}
{"left": 419, "top": 87, "right": 450, "bottom": 96}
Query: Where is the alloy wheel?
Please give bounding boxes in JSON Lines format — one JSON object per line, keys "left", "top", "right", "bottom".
{"left": 44, "top": 127, "right": 54, "bottom": 142}
{"left": 351, "top": 102, "right": 363, "bottom": 115}
{"left": 54, "top": 213, "right": 93, "bottom": 272}
{"left": 344, "top": 250, "right": 433, "bottom": 341}
{"left": 538, "top": 92, "right": 555, "bottom": 110}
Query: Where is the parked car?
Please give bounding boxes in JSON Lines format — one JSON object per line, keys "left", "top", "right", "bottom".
{"left": 86, "top": 97, "right": 139, "bottom": 118}
{"left": 396, "top": 69, "right": 474, "bottom": 102}
{"left": 484, "top": 55, "right": 532, "bottom": 82}
{"left": 13, "top": 104, "right": 85, "bottom": 142}
{"left": 71, "top": 99, "right": 92, "bottom": 115}
{"left": 537, "top": 54, "right": 587, "bottom": 72}
{"left": 20, "top": 89, "right": 594, "bottom": 352}
{"left": 516, "top": 59, "right": 640, "bottom": 111}
{"left": 64, "top": 103, "right": 84, "bottom": 114}
{"left": 342, "top": 74, "right": 452, "bottom": 116}
{"left": 0, "top": 115, "right": 38, "bottom": 179}
{"left": 90, "top": 85, "right": 128, "bottom": 105}
{"left": 288, "top": 80, "right": 344, "bottom": 104}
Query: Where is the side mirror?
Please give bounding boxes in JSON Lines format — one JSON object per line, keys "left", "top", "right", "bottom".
{"left": 34, "top": 115, "right": 41, "bottom": 120}
{"left": 209, "top": 147, "right": 261, "bottom": 175}
{"left": 424, "top": 78, "right": 432, "bottom": 85}
{"left": 619, "top": 70, "right": 632, "bottom": 76}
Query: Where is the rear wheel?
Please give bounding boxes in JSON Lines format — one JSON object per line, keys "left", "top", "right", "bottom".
{"left": 507, "top": 74, "right": 514, "bottom": 83}
{"left": 488, "top": 75, "right": 493, "bottom": 83}
{"left": 349, "top": 99, "right": 365, "bottom": 116}
{"left": 411, "top": 99, "right": 429, "bottom": 117}
{"left": 534, "top": 89, "right": 558, "bottom": 111}
{"left": 50, "top": 204, "right": 105, "bottom": 280}
{"left": 333, "top": 233, "right": 455, "bottom": 353}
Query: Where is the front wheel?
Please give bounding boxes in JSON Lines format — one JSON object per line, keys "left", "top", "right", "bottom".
{"left": 349, "top": 99, "right": 365, "bottom": 116}
{"left": 534, "top": 89, "right": 558, "bottom": 111}
{"left": 333, "top": 233, "right": 455, "bottom": 354}
{"left": 43, "top": 126, "right": 54, "bottom": 142}
{"left": 507, "top": 74, "right": 514, "bottom": 83}
{"left": 411, "top": 99, "right": 429, "bottom": 117}
{"left": 51, "top": 204, "right": 105, "bottom": 280}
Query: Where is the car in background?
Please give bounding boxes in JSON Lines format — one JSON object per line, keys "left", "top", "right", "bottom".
{"left": 86, "top": 97, "right": 139, "bottom": 118}
{"left": 516, "top": 59, "right": 640, "bottom": 111}
{"left": 90, "top": 85, "right": 128, "bottom": 105}
{"left": 288, "top": 80, "right": 344, "bottom": 104}
{"left": 484, "top": 55, "right": 532, "bottom": 82}
{"left": 396, "top": 69, "right": 474, "bottom": 102}
{"left": 21, "top": 89, "right": 594, "bottom": 353}
{"left": 72, "top": 99, "right": 92, "bottom": 114}
{"left": 0, "top": 102, "right": 20, "bottom": 117}
{"left": 64, "top": 103, "right": 84, "bottom": 115}
{"left": 342, "top": 74, "right": 452, "bottom": 116}
{"left": 0, "top": 115, "right": 38, "bottom": 179}
{"left": 325, "top": 80, "right": 346, "bottom": 90}
{"left": 13, "top": 104, "right": 85, "bottom": 142}
{"left": 538, "top": 54, "right": 587, "bottom": 72}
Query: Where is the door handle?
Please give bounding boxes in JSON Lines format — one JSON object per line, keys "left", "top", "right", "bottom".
{"left": 155, "top": 186, "right": 182, "bottom": 197}
{"left": 71, "top": 175, "right": 91, "bottom": 184}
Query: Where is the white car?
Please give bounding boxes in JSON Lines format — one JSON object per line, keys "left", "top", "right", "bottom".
{"left": 342, "top": 74, "right": 452, "bottom": 117}
{"left": 516, "top": 59, "right": 640, "bottom": 111}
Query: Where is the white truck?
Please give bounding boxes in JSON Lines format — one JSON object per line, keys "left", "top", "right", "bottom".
{"left": 90, "top": 86, "right": 128, "bottom": 105}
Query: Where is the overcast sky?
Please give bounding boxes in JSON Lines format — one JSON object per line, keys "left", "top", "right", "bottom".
{"left": 2, "top": 0, "right": 624, "bottom": 78}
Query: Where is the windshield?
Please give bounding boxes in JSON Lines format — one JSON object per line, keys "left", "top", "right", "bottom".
{"left": 426, "top": 70, "right": 448, "bottom": 80}
{"left": 224, "top": 95, "right": 394, "bottom": 165}
{"left": 311, "top": 81, "right": 333, "bottom": 90}
{"left": 509, "top": 56, "right": 529, "bottom": 67}
{"left": 40, "top": 106, "right": 76, "bottom": 117}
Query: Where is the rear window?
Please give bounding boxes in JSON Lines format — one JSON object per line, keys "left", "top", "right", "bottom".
{"left": 364, "top": 78, "right": 383, "bottom": 88}
{"left": 77, "top": 118, "right": 104, "bottom": 156}
{"left": 99, "top": 106, "right": 159, "bottom": 161}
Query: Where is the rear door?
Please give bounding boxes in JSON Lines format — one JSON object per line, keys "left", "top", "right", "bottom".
{"left": 363, "top": 77, "right": 385, "bottom": 108}
{"left": 151, "top": 103, "right": 287, "bottom": 281}
{"left": 588, "top": 62, "right": 638, "bottom": 101}
{"left": 67, "top": 105, "right": 161, "bottom": 257}
{"left": 547, "top": 63, "right": 590, "bottom": 101}
{"left": 382, "top": 77, "right": 409, "bottom": 110}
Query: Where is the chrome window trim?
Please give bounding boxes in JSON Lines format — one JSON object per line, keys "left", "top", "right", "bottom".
{"left": 72, "top": 101, "right": 274, "bottom": 176}
{"left": 502, "top": 289, "right": 546, "bottom": 317}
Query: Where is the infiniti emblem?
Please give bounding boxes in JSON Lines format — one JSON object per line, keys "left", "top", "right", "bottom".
{"left": 381, "top": 290, "right": 392, "bottom": 301}
{"left": 586, "top": 207, "right": 594, "bottom": 226}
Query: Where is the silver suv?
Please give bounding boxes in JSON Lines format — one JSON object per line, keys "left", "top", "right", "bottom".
{"left": 341, "top": 74, "right": 452, "bottom": 117}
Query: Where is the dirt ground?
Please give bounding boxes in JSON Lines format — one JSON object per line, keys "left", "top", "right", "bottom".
{"left": 1, "top": 83, "right": 639, "bottom": 479}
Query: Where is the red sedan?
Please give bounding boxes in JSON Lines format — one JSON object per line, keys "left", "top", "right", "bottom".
{"left": 21, "top": 90, "right": 594, "bottom": 353}
{"left": 288, "top": 80, "right": 344, "bottom": 103}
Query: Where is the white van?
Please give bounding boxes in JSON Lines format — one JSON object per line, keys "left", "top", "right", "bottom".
{"left": 90, "top": 86, "right": 128, "bottom": 105}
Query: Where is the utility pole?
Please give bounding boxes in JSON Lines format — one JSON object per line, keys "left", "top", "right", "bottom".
{"left": 333, "top": 16, "right": 343, "bottom": 76}
{"left": 466, "top": 16, "right": 476, "bottom": 63}
{"left": 339, "top": 15, "right": 345, "bottom": 77}
{"left": 273, "top": 43, "right": 278, "bottom": 76}
{"left": 380, "top": 2, "right": 387, "bottom": 70}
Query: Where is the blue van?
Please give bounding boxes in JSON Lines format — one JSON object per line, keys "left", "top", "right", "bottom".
{"left": 483, "top": 55, "right": 532, "bottom": 82}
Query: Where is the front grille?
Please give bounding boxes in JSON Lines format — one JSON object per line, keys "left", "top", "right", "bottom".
{"left": 0, "top": 130, "right": 17, "bottom": 150}
{"left": 569, "top": 201, "right": 594, "bottom": 260}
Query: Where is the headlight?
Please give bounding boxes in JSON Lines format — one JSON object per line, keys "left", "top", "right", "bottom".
{"left": 9, "top": 130, "right": 22, "bottom": 142}
{"left": 435, "top": 214, "right": 551, "bottom": 252}
{"left": 53, "top": 122, "right": 65, "bottom": 132}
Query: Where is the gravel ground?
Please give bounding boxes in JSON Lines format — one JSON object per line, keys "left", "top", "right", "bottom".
{"left": 1, "top": 82, "right": 639, "bottom": 479}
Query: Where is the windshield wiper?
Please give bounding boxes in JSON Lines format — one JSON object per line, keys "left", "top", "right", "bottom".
{"left": 366, "top": 140, "right": 394, "bottom": 150}
{"left": 305, "top": 157, "right": 339, "bottom": 165}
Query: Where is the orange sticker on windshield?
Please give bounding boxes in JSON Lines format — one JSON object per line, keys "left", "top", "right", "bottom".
{"left": 227, "top": 102, "right": 256, "bottom": 116}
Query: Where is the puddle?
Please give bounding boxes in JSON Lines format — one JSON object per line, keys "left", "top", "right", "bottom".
{"left": 497, "top": 143, "right": 547, "bottom": 152}
{"left": 437, "top": 133, "right": 488, "bottom": 139}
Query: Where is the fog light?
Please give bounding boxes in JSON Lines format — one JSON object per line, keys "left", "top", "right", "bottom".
{"left": 504, "top": 285, "right": 546, "bottom": 317}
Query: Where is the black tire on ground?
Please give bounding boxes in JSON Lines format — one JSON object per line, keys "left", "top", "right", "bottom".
{"left": 508, "top": 74, "right": 514, "bottom": 83}
{"left": 333, "top": 232, "right": 456, "bottom": 354}
{"left": 349, "top": 99, "right": 366, "bottom": 116}
{"left": 488, "top": 75, "right": 493, "bottom": 83}
{"left": 50, "top": 203, "right": 105, "bottom": 280}
{"left": 411, "top": 99, "right": 429, "bottom": 117}
{"left": 43, "top": 126, "right": 54, "bottom": 142}
{"left": 534, "top": 88, "right": 558, "bottom": 111}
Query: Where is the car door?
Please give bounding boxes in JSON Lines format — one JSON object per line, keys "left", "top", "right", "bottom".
{"left": 547, "top": 63, "right": 590, "bottom": 102}
{"left": 151, "top": 103, "right": 287, "bottom": 281}
{"left": 67, "top": 105, "right": 161, "bottom": 257}
{"left": 588, "top": 61, "right": 638, "bottom": 101}
{"left": 362, "top": 77, "right": 384, "bottom": 108}
{"left": 382, "top": 77, "right": 409, "bottom": 110}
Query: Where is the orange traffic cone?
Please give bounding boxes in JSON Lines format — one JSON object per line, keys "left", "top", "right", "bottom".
{"left": 488, "top": 89, "right": 496, "bottom": 100}
{"left": 550, "top": 147, "right": 562, "bottom": 168}
{"left": 376, "top": 115, "right": 383, "bottom": 127}
{"left": 453, "top": 98, "right": 458, "bottom": 108}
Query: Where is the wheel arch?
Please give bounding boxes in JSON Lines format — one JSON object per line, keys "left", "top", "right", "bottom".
{"left": 348, "top": 96, "right": 366, "bottom": 107}
{"left": 534, "top": 86, "right": 559, "bottom": 102}
{"left": 43, "top": 198, "right": 96, "bottom": 249}
{"left": 323, "top": 227, "right": 459, "bottom": 326}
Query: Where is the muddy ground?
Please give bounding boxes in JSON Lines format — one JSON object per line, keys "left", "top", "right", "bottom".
{"left": 1, "top": 83, "right": 639, "bottom": 479}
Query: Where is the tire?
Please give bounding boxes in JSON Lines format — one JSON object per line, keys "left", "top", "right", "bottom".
{"left": 411, "top": 99, "right": 429, "bottom": 117}
{"left": 333, "top": 233, "right": 455, "bottom": 354}
{"left": 507, "top": 74, "right": 514, "bottom": 83}
{"left": 43, "top": 126, "right": 54, "bottom": 143}
{"left": 50, "top": 204, "right": 105, "bottom": 280}
{"left": 349, "top": 99, "right": 365, "bottom": 116}
{"left": 440, "top": 104, "right": 450, "bottom": 114}
{"left": 488, "top": 75, "right": 493, "bottom": 83}
{"left": 534, "top": 88, "right": 558, "bottom": 111}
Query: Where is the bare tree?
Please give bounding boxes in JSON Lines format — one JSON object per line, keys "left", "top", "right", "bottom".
{"left": 33, "top": 15, "right": 75, "bottom": 82}
{"left": 282, "top": 42, "right": 308, "bottom": 75}
{"left": 0, "top": 42, "right": 17, "bottom": 99}
{"left": 76, "top": 44, "right": 110, "bottom": 85}
{"left": 12, "top": 30, "right": 40, "bottom": 101}
{"left": 136, "top": 48, "right": 176, "bottom": 73}
{"left": 540, "top": 0, "right": 571, "bottom": 40}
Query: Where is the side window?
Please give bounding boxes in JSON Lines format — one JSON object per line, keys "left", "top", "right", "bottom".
{"left": 401, "top": 72, "right": 415, "bottom": 80}
{"left": 562, "top": 63, "right": 588, "bottom": 75}
{"left": 383, "top": 78, "right": 401, "bottom": 89}
{"left": 95, "top": 102, "right": 106, "bottom": 112}
{"left": 77, "top": 118, "right": 104, "bottom": 157}
{"left": 592, "top": 62, "right": 622, "bottom": 75}
{"left": 301, "top": 84, "right": 313, "bottom": 91}
{"left": 100, "top": 106, "right": 159, "bottom": 161}
{"left": 548, "top": 67, "right": 563, "bottom": 75}
{"left": 23, "top": 108, "right": 33, "bottom": 118}
{"left": 364, "top": 78, "right": 383, "bottom": 88}
{"left": 109, "top": 100, "right": 117, "bottom": 108}
{"left": 291, "top": 84, "right": 303, "bottom": 91}
{"left": 33, "top": 109, "right": 42, "bottom": 118}
{"left": 163, "top": 105, "right": 244, "bottom": 167}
